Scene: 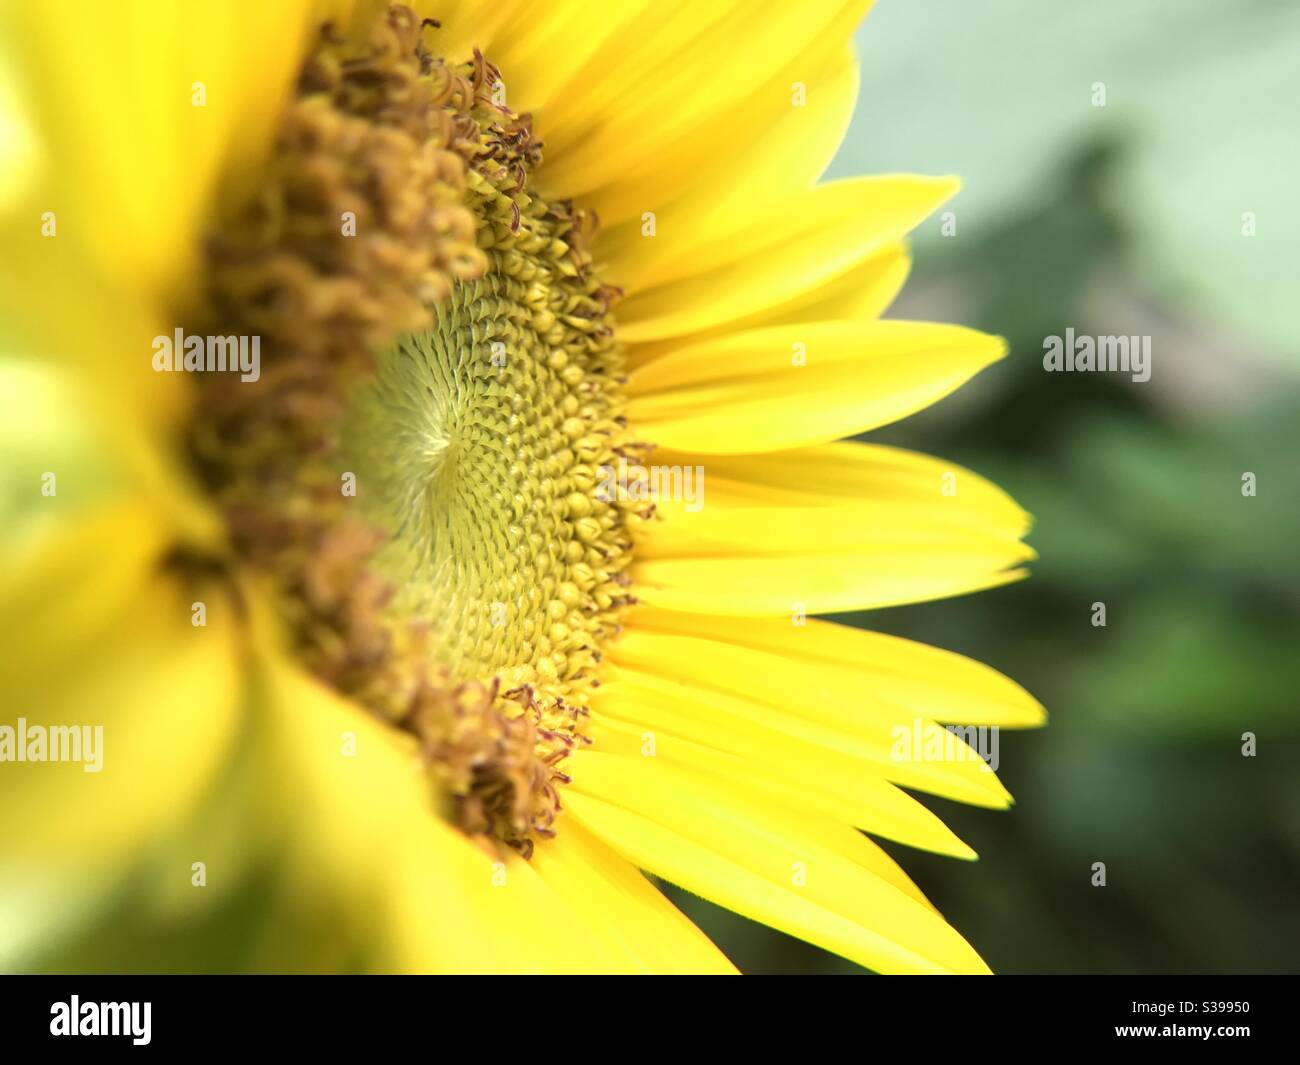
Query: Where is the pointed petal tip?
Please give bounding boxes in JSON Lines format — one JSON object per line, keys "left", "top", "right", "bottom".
{"left": 983, "top": 332, "right": 1011, "bottom": 367}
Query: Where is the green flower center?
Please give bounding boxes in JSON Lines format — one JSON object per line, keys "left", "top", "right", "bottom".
{"left": 341, "top": 264, "right": 631, "bottom": 700}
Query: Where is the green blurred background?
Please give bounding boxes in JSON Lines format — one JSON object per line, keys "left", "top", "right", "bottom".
{"left": 664, "top": 0, "right": 1300, "bottom": 974}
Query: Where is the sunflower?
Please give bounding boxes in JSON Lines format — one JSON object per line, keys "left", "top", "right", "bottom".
{"left": 0, "top": 0, "right": 1041, "bottom": 974}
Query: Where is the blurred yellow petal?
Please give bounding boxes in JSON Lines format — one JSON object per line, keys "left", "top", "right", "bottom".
{"left": 0, "top": 360, "right": 125, "bottom": 554}
{"left": 0, "top": 0, "right": 316, "bottom": 311}
{"left": 245, "top": 639, "right": 728, "bottom": 973}
{"left": 530, "top": 818, "right": 737, "bottom": 974}
{"left": 241, "top": 644, "right": 552, "bottom": 972}
{"left": 0, "top": 356, "right": 222, "bottom": 561}
{"left": 0, "top": 508, "right": 242, "bottom": 869}
{"left": 408, "top": 0, "right": 520, "bottom": 63}
{"left": 567, "top": 750, "right": 990, "bottom": 974}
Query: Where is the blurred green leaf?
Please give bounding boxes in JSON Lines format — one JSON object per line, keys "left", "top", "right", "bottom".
{"left": 833, "top": 0, "right": 1300, "bottom": 366}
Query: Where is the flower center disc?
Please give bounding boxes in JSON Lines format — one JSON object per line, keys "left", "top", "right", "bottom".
{"left": 192, "top": 5, "right": 646, "bottom": 854}
{"left": 342, "top": 262, "right": 626, "bottom": 696}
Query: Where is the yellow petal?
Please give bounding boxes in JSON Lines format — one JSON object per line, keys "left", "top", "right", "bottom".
{"left": 567, "top": 750, "right": 990, "bottom": 974}
{"left": 625, "top": 244, "right": 912, "bottom": 374}
{"left": 246, "top": 637, "right": 727, "bottom": 973}
{"left": 589, "top": 714, "right": 946, "bottom": 905}
{"left": 530, "top": 818, "right": 737, "bottom": 973}
{"left": 479, "top": 2, "right": 653, "bottom": 128}
{"left": 645, "top": 496, "right": 1028, "bottom": 560}
{"left": 0, "top": 356, "right": 222, "bottom": 561}
{"left": 0, "top": 1, "right": 319, "bottom": 463}
{"left": 632, "top": 605, "right": 1045, "bottom": 729}
{"left": 587, "top": 38, "right": 860, "bottom": 233}
{"left": 609, "top": 628, "right": 1014, "bottom": 808}
{"left": 0, "top": 360, "right": 126, "bottom": 554}
{"left": 652, "top": 440, "right": 1029, "bottom": 536}
{"left": 616, "top": 177, "right": 955, "bottom": 341}
{"left": 596, "top": 668, "right": 978, "bottom": 857}
{"left": 244, "top": 648, "right": 619, "bottom": 973}
{"left": 410, "top": 0, "right": 520, "bottom": 63}
{"left": 637, "top": 553, "right": 1028, "bottom": 616}
{"left": 0, "top": 505, "right": 242, "bottom": 871}
{"left": 627, "top": 320, "right": 1006, "bottom": 453}
{"left": 634, "top": 498, "right": 1033, "bottom": 614}
{"left": 0, "top": 57, "right": 38, "bottom": 211}
{"left": 535, "top": 2, "right": 870, "bottom": 199}
{"left": 0, "top": 0, "right": 316, "bottom": 311}
{"left": 749, "top": 242, "right": 912, "bottom": 326}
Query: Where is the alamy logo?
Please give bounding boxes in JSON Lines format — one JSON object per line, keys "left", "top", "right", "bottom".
{"left": 1043, "top": 328, "right": 1151, "bottom": 383}
{"left": 153, "top": 327, "right": 261, "bottom": 382}
{"left": 596, "top": 457, "right": 705, "bottom": 512}
{"left": 890, "top": 720, "right": 1000, "bottom": 773}
{"left": 50, "top": 997, "right": 151, "bottom": 1045}
{"left": 0, "top": 718, "right": 102, "bottom": 772}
